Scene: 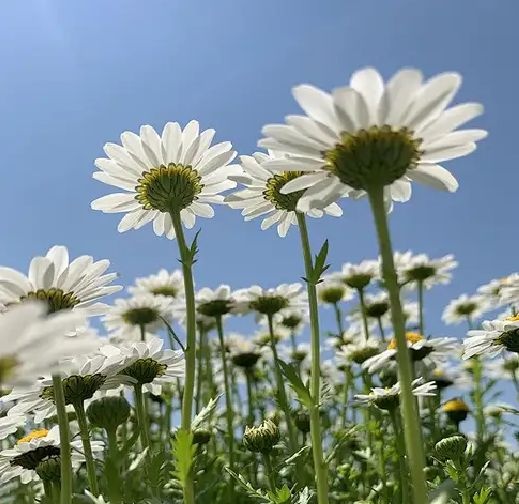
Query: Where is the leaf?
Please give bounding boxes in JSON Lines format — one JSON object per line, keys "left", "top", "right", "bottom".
{"left": 266, "top": 485, "right": 291, "bottom": 503}
{"left": 172, "top": 428, "right": 196, "bottom": 489}
{"left": 161, "top": 316, "right": 186, "bottom": 352}
{"left": 297, "top": 487, "right": 313, "bottom": 504}
{"left": 192, "top": 395, "right": 221, "bottom": 430}
{"left": 473, "top": 487, "right": 492, "bottom": 504}
{"left": 278, "top": 360, "right": 312, "bottom": 407}
{"left": 185, "top": 229, "right": 201, "bottom": 265}
{"left": 285, "top": 445, "right": 311, "bottom": 466}
{"left": 225, "top": 468, "right": 269, "bottom": 502}
{"left": 129, "top": 447, "right": 149, "bottom": 472}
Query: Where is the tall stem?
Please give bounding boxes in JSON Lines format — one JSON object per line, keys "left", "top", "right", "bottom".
{"left": 139, "top": 323, "right": 146, "bottom": 342}
{"left": 195, "top": 322, "right": 205, "bottom": 414}
{"left": 52, "top": 375, "right": 72, "bottom": 504}
{"left": 296, "top": 213, "right": 329, "bottom": 504}
{"left": 262, "top": 453, "right": 277, "bottom": 492}
{"left": 74, "top": 401, "right": 100, "bottom": 496}
{"left": 106, "top": 428, "right": 123, "bottom": 504}
{"left": 333, "top": 302, "right": 344, "bottom": 336}
{"left": 358, "top": 288, "right": 370, "bottom": 341}
{"left": 245, "top": 368, "right": 255, "bottom": 426}
{"left": 390, "top": 409, "right": 410, "bottom": 504}
{"left": 266, "top": 314, "right": 298, "bottom": 453}
{"left": 367, "top": 186, "right": 427, "bottom": 504}
{"left": 170, "top": 210, "right": 197, "bottom": 504}
{"left": 134, "top": 384, "right": 150, "bottom": 449}
{"left": 215, "top": 315, "right": 235, "bottom": 498}
{"left": 417, "top": 279, "right": 425, "bottom": 336}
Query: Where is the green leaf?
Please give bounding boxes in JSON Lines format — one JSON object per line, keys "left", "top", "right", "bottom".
{"left": 161, "top": 316, "right": 186, "bottom": 352}
{"left": 303, "top": 239, "right": 330, "bottom": 286}
{"left": 172, "top": 428, "right": 196, "bottom": 489}
{"left": 284, "top": 445, "right": 311, "bottom": 466}
{"left": 266, "top": 485, "right": 291, "bottom": 503}
{"left": 192, "top": 395, "right": 221, "bottom": 431}
{"left": 278, "top": 360, "right": 312, "bottom": 407}
{"left": 225, "top": 468, "right": 269, "bottom": 502}
{"left": 473, "top": 487, "right": 492, "bottom": 504}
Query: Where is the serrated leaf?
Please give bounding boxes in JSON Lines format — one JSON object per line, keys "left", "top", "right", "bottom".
{"left": 225, "top": 468, "right": 269, "bottom": 501}
{"left": 172, "top": 428, "right": 196, "bottom": 488}
{"left": 267, "top": 485, "right": 291, "bottom": 503}
{"left": 192, "top": 395, "right": 221, "bottom": 430}
{"left": 161, "top": 316, "right": 186, "bottom": 352}
{"left": 278, "top": 360, "right": 312, "bottom": 407}
{"left": 285, "top": 445, "right": 311, "bottom": 465}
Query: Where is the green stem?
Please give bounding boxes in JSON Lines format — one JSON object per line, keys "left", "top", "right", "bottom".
{"left": 266, "top": 314, "right": 298, "bottom": 453}
{"left": 262, "top": 453, "right": 277, "bottom": 492}
{"left": 390, "top": 409, "right": 410, "bottom": 504}
{"left": 106, "top": 428, "right": 123, "bottom": 504}
{"left": 52, "top": 375, "right": 72, "bottom": 504}
{"left": 377, "top": 317, "right": 386, "bottom": 342}
{"left": 73, "top": 401, "right": 100, "bottom": 496}
{"left": 333, "top": 302, "right": 344, "bottom": 336}
{"left": 139, "top": 323, "right": 146, "bottom": 342}
{"left": 358, "top": 288, "right": 370, "bottom": 341}
{"left": 296, "top": 213, "right": 329, "bottom": 504}
{"left": 195, "top": 322, "right": 205, "bottom": 414}
{"left": 170, "top": 210, "right": 197, "bottom": 504}
{"left": 245, "top": 368, "right": 255, "bottom": 426}
{"left": 417, "top": 279, "right": 425, "bottom": 336}
{"left": 472, "top": 357, "right": 485, "bottom": 444}
{"left": 51, "top": 482, "right": 61, "bottom": 504}
{"left": 215, "top": 315, "right": 235, "bottom": 498}
{"left": 43, "top": 481, "right": 54, "bottom": 504}
{"left": 134, "top": 384, "right": 150, "bottom": 449}
{"left": 367, "top": 186, "right": 427, "bottom": 504}
{"left": 342, "top": 367, "right": 351, "bottom": 427}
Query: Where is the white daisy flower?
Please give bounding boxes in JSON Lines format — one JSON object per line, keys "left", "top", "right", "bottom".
{"left": 462, "top": 316, "right": 519, "bottom": 359}
{"left": 252, "top": 326, "right": 292, "bottom": 348}
{"left": 129, "top": 269, "right": 184, "bottom": 300}
{"left": 91, "top": 121, "right": 238, "bottom": 239}
{"left": 234, "top": 283, "right": 307, "bottom": 321}
{"left": 336, "top": 337, "right": 381, "bottom": 366}
{"left": 339, "top": 260, "right": 380, "bottom": 290}
{"left": 0, "top": 426, "right": 103, "bottom": 485}
{"left": 259, "top": 67, "right": 486, "bottom": 212}
{"left": 0, "top": 246, "right": 121, "bottom": 318}
{"left": 3, "top": 353, "right": 119, "bottom": 423}
{"left": 442, "top": 293, "right": 491, "bottom": 325}
{"left": 102, "top": 335, "right": 185, "bottom": 395}
{"left": 363, "top": 332, "right": 459, "bottom": 373}
{"left": 195, "top": 285, "right": 243, "bottom": 318}
{"left": 103, "top": 294, "right": 173, "bottom": 341}
{"left": 0, "top": 302, "right": 98, "bottom": 388}
{"left": 0, "top": 414, "right": 26, "bottom": 441}
{"left": 226, "top": 333, "right": 265, "bottom": 369}
{"left": 276, "top": 307, "right": 308, "bottom": 334}
{"left": 396, "top": 251, "right": 458, "bottom": 289}
{"left": 355, "top": 378, "right": 437, "bottom": 411}
{"left": 225, "top": 151, "right": 342, "bottom": 237}
{"left": 476, "top": 275, "right": 517, "bottom": 308}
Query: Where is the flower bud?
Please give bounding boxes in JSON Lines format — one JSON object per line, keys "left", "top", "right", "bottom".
{"left": 435, "top": 435, "right": 468, "bottom": 461}
{"left": 293, "top": 410, "right": 310, "bottom": 433}
{"left": 36, "top": 455, "right": 61, "bottom": 483}
{"left": 87, "top": 396, "right": 131, "bottom": 432}
{"left": 243, "top": 419, "right": 280, "bottom": 454}
{"left": 193, "top": 428, "right": 212, "bottom": 445}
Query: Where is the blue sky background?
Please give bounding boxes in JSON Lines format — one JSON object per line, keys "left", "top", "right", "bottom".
{"left": 0, "top": 0, "right": 516, "bottom": 362}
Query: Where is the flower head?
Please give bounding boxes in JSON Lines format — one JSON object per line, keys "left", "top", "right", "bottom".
{"left": 442, "top": 294, "right": 491, "bottom": 325}
{"left": 462, "top": 316, "right": 519, "bottom": 359}
{"left": 339, "top": 261, "right": 379, "bottom": 290}
{"left": 0, "top": 246, "right": 121, "bottom": 318}
{"left": 395, "top": 251, "right": 457, "bottom": 289}
{"left": 225, "top": 151, "right": 342, "bottom": 237}
{"left": 260, "top": 67, "right": 486, "bottom": 211}
{"left": 317, "top": 273, "right": 354, "bottom": 305}
{"left": 91, "top": 121, "right": 238, "bottom": 239}
{"left": 129, "top": 269, "right": 184, "bottom": 300}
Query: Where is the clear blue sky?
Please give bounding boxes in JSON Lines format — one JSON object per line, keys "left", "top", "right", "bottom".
{"left": 0, "top": 0, "right": 516, "bottom": 344}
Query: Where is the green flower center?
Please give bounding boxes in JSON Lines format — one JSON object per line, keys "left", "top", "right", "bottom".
{"left": 323, "top": 125, "right": 423, "bottom": 190}
{"left": 151, "top": 286, "right": 179, "bottom": 297}
{"left": 20, "top": 288, "right": 80, "bottom": 314}
{"left": 344, "top": 273, "right": 373, "bottom": 290}
{"left": 319, "top": 286, "right": 346, "bottom": 305}
{"left": 499, "top": 329, "right": 519, "bottom": 353}
{"left": 135, "top": 163, "right": 203, "bottom": 213}
{"left": 11, "top": 446, "right": 61, "bottom": 470}
{"left": 231, "top": 351, "right": 261, "bottom": 369}
{"left": 281, "top": 315, "right": 302, "bottom": 329}
{"left": 365, "top": 301, "right": 390, "bottom": 318}
{"left": 249, "top": 296, "right": 289, "bottom": 316}
{"left": 118, "top": 358, "right": 167, "bottom": 385}
{"left": 40, "top": 374, "right": 106, "bottom": 405}
{"left": 122, "top": 307, "right": 160, "bottom": 326}
{"left": 454, "top": 302, "right": 477, "bottom": 317}
{"left": 406, "top": 266, "right": 437, "bottom": 282}
{"left": 197, "top": 300, "right": 233, "bottom": 318}
{"left": 263, "top": 171, "right": 304, "bottom": 211}
{"left": 373, "top": 393, "right": 400, "bottom": 412}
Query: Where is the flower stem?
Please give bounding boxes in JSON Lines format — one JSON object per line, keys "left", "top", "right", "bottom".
{"left": 215, "top": 315, "right": 235, "bottom": 499}
{"left": 333, "top": 301, "right": 344, "bottom": 336}
{"left": 73, "top": 401, "right": 100, "bottom": 497}
{"left": 358, "top": 288, "right": 370, "bottom": 341}
{"left": 262, "top": 453, "right": 277, "bottom": 492}
{"left": 245, "top": 368, "right": 255, "bottom": 426}
{"left": 266, "top": 314, "right": 298, "bottom": 453}
{"left": 417, "top": 279, "right": 425, "bottom": 336}
{"left": 195, "top": 322, "right": 205, "bottom": 414}
{"left": 106, "top": 428, "right": 123, "bottom": 504}
{"left": 170, "top": 210, "right": 197, "bottom": 504}
{"left": 367, "top": 186, "right": 427, "bottom": 504}
{"left": 296, "top": 212, "right": 329, "bottom": 504}
{"left": 134, "top": 384, "right": 151, "bottom": 449}
{"left": 390, "top": 409, "right": 410, "bottom": 504}
{"left": 52, "top": 375, "right": 72, "bottom": 504}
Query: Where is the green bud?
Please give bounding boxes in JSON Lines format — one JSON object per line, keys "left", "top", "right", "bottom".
{"left": 243, "top": 419, "right": 280, "bottom": 454}
{"left": 435, "top": 435, "right": 468, "bottom": 461}
{"left": 87, "top": 396, "right": 131, "bottom": 432}
{"left": 193, "top": 428, "right": 212, "bottom": 445}
{"left": 36, "top": 455, "right": 61, "bottom": 482}
{"left": 293, "top": 410, "right": 310, "bottom": 433}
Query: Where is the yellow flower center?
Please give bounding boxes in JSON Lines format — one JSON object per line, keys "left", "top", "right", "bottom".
{"left": 387, "top": 332, "right": 424, "bottom": 350}
{"left": 18, "top": 429, "right": 49, "bottom": 444}
{"left": 443, "top": 398, "right": 469, "bottom": 413}
{"left": 505, "top": 314, "right": 519, "bottom": 323}
{"left": 263, "top": 171, "right": 305, "bottom": 211}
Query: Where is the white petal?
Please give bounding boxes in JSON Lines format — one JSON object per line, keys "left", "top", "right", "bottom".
{"left": 418, "top": 103, "right": 484, "bottom": 138}
{"left": 381, "top": 69, "right": 423, "bottom": 125}
{"left": 350, "top": 67, "right": 384, "bottom": 123}
{"left": 390, "top": 179, "right": 412, "bottom": 202}
{"left": 280, "top": 172, "right": 328, "bottom": 194}
{"left": 261, "top": 211, "right": 282, "bottom": 230}
{"left": 408, "top": 164, "right": 459, "bottom": 192}
{"left": 118, "top": 210, "right": 147, "bottom": 232}
{"left": 180, "top": 209, "right": 196, "bottom": 229}
{"left": 332, "top": 87, "right": 369, "bottom": 131}
{"left": 161, "top": 122, "right": 182, "bottom": 164}
{"left": 140, "top": 125, "right": 163, "bottom": 166}
{"left": 292, "top": 85, "right": 339, "bottom": 131}
{"left": 91, "top": 193, "right": 140, "bottom": 213}
{"left": 421, "top": 142, "right": 476, "bottom": 163}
